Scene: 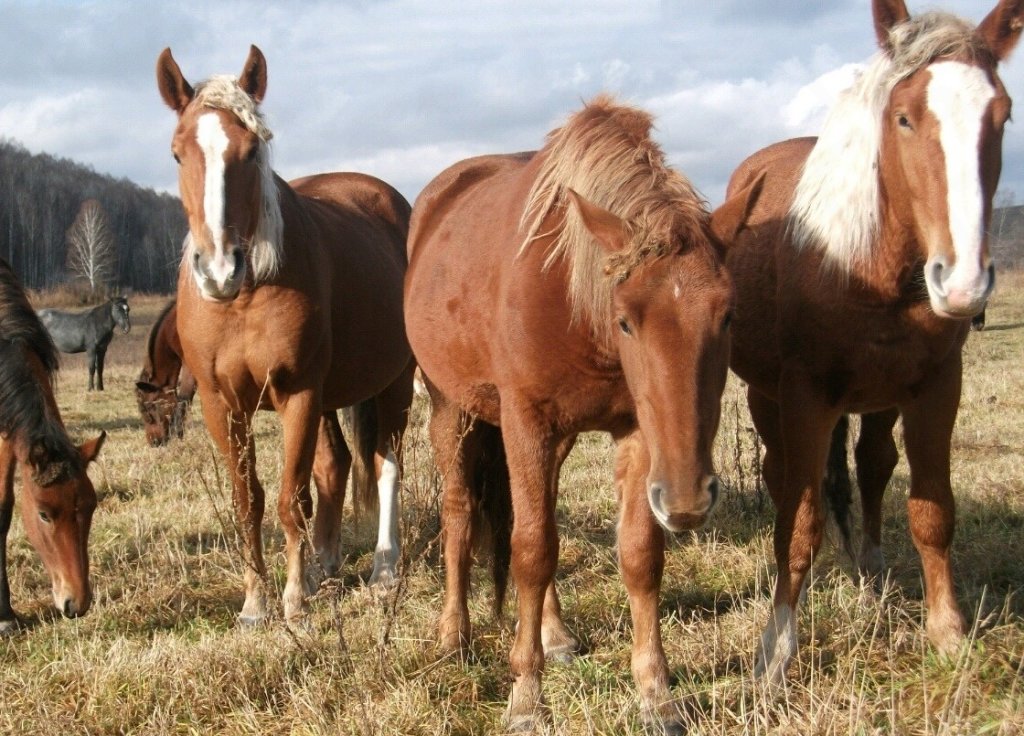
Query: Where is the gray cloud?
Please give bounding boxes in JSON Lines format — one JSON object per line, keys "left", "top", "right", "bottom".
{"left": 0, "top": 0, "right": 1019, "bottom": 208}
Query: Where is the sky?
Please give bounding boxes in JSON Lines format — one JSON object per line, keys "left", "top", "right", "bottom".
{"left": 1, "top": 0, "right": 1022, "bottom": 207}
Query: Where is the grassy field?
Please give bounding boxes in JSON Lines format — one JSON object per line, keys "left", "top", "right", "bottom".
{"left": 2, "top": 274, "right": 1022, "bottom": 735}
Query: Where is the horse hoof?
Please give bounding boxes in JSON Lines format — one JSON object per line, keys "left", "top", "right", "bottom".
{"left": 544, "top": 644, "right": 577, "bottom": 664}
{"left": 237, "top": 613, "right": 270, "bottom": 628}
{"left": 368, "top": 567, "right": 398, "bottom": 590}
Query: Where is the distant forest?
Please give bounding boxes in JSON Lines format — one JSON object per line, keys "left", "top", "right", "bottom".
{"left": 2, "top": 137, "right": 1022, "bottom": 298}
{"left": 0, "top": 139, "right": 186, "bottom": 293}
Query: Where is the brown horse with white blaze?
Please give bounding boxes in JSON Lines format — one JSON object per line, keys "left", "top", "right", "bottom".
{"left": 0, "top": 258, "right": 105, "bottom": 632}
{"left": 157, "top": 46, "right": 414, "bottom": 623}
{"left": 406, "top": 97, "right": 757, "bottom": 731}
{"left": 723, "top": 0, "right": 1021, "bottom": 683}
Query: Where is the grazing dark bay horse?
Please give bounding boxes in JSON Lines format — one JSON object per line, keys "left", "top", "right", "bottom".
{"left": 135, "top": 299, "right": 197, "bottom": 447}
{"left": 38, "top": 297, "right": 131, "bottom": 391}
{"left": 157, "top": 46, "right": 414, "bottom": 623}
{"left": 406, "top": 97, "right": 756, "bottom": 731}
{"left": 723, "top": 0, "right": 1020, "bottom": 683}
{"left": 0, "top": 258, "right": 105, "bottom": 632}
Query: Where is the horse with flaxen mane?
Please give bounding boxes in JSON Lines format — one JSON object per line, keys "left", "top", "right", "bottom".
{"left": 135, "top": 299, "right": 196, "bottom": 447}
{"left": 406, "top": 96, "right": 758, "bottom": 732}
{"left": 723, "top": 0, "right": 1022, "bottom": 683}
{"left": 157, "top": 46, "right": 414, "bottom": 624}
{"left": 0, "top": 258, "right": 105, "bottom": 632}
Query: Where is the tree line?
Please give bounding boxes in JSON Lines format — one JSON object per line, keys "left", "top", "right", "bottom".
{"left": 0, "top": 138, "right": 186, "bottom": 294}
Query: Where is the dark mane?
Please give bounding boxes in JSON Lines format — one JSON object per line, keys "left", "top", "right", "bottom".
{"left": 142, "top": 298, "right": 177, "bottom": 381}
{"left": 0, "top": 258, "right": 79, "bottom": 483}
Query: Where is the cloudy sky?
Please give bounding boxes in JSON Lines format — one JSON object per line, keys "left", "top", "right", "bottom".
{"left": 1, "top": 0, "right": 1022, "bottom": 206}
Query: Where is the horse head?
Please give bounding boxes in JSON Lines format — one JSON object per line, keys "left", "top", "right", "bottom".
{"left": 157, "top": 45, "right": 281, "bottom": 302}
{"left": 568, "top": 187, "right": 752, "bottom": 533}
{"left": 18, "top": 432, "right": 105, "bottom": 618}
{"left": 135, "top": 380, "right": 180, "bottom": 447}
{"left": 873, "top": 0, "right": 1020, "bottom": 317}
{"left": 111, "top": 297, "right": 131, "bottom": 334}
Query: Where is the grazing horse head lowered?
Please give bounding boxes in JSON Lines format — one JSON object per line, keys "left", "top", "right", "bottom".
{"left": 0, "top": 258, "right": 105, "bottom": 630}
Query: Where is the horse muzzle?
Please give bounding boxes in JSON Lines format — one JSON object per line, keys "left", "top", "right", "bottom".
{"left": 192, "top": 245, "right": 246, "bottom": 302}
{"left": 647, "top": 475, "right": 719, "bottom": 533}
{"left": 924, "top": 257, "right": 994, "bottom": 318}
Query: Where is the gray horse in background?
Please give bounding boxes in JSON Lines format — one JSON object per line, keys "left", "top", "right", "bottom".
{"left": 38, "top": 297, "right": 131, "bottom": 390}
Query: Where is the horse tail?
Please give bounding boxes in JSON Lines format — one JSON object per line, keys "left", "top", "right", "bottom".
{"left": 474, "top": 422, "right": 512, "bottom": 620}
{"left": 823, "top": 414, "right": 856, "bottom": 565}
{"left": 348, "top": 399, "right": 379, "bottom": 518}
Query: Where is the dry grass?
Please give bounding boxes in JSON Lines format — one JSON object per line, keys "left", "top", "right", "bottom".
{"left": 3, "top": 282, "right": 1022, "bottom": 735}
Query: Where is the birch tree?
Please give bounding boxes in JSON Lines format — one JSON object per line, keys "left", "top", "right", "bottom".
{"left": 66, "top": 199, "right": 116, "bottom": 294}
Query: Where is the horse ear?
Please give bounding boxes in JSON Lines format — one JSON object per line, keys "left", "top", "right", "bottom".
{"left": 238, "top": 45, "right": 268, "bottom": 104}
{"left": 566, "top": 189, "right": 627, "bottom": 255}
{"left": 872, "top": 0, "right": 911, "bottom": 52}
{"left": 709, "top": 173, "right": 764, "bottom": 247}
{"left": 156, "top": 47, "right": 194, "bottom": 113}
{"left": 78, "top": 431, "right": 106, "bottom": 465}
{"left": 977, "top": 0, "right": 1024, "bottom": 61}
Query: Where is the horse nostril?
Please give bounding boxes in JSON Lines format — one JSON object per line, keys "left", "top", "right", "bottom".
{"left": 63, "top": 599, "right": 74, "bottom": 618}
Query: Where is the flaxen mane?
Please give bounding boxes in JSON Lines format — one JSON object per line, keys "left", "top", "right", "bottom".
{"left": 0, "top": 259, "right": 79, "bottom": 483}
{"left": 186, "top": 75, "right": 283, "bottom": 282}
{"left": 790, "top": 12, "right": 988, "bottom": 274}
{"left": 520, "top": 95, "right": 709, "bottom": 342}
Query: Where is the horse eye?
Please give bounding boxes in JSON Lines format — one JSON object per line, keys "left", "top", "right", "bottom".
{"left": 246, "top": 145, "right": 259, "bottom": 162}
{"left": 722, "top": 311, "right": 733, "bottom": 331}
{"left": 173, "top": 152, "right": 181, "bottom": 164}
{"left": 618, "top": 317, "right": 632, "bottom": 336}
{"left": 897, "top": 114, "right": 912, "bottom": 130}
{"left": 38, "top": 510, "right": 52, "bottom": 523}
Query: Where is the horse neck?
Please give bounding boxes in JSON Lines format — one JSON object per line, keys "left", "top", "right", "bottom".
{"left": 0, "top": 349, "right": 71, "bottom": 466}
{"left": 852, "top": 192, "right": 927, "bottom": 301}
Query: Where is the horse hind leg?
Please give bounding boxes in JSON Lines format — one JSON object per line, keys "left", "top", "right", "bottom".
{"left": 855, "top": 409, "right": 900, "bottom": 588}
{"left": 87, "top": 349, "right": 97, "bottom": 391}
{"left": 311, "top": 411, "right": 351, "bottom": 580}
{"left": 362, "top": 360, "right": 414, "bottom": 588}
{"left": 0, "top": 443, "right": 17, "bottom": 633}
{"left": 540, "top": 434, "right": 580, "bottom": 663}
{"left": 432, "top": 391, "right": 485, "bottom": 654}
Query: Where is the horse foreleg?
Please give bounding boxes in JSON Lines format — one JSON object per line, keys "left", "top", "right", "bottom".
{"left": 855, "top": 408, "right": 900, "bottom": 586}
{"left": 614, "top": 431, "right": 678, "bottom": 731}
{"left": 752, "top": 378, "right": 838, "bottom": 684}
{"left": 368, "top": 361, "right": 413, "bottom": 587}
{"left": 501, "top": 401, "right": 557, "bottom": 732}
{"left": 901, "top": 358, "right": 966, "bottom": 655}
{"left": 0, "top": 441, "right": 16, "bottom": 633}
{"left": 200, "top": 392, "right": 268, "bottom": 625}
{"left": 95, "top": 346, "right": 107, "bottom": 391}
{"left": 311, "top": 411, "right": 350, "bottom": 579}
{"left": 277, "top": 391, "right": 320, "bottom": 622}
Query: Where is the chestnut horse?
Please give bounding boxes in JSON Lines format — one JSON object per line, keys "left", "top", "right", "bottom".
{"left": 724, "top": 0, "right": 1021, "bottom": 683}
{"left": 157, "top": 46, "right": 414, "bottom": 623}
{"left": 135, "top": 299, "right": 197, "bottom": 447}
{"left": 406, "top": 97, "right": 756, "bottom": 731}
{"left": 0, "top": 258, "right": 105, "bottom": 632}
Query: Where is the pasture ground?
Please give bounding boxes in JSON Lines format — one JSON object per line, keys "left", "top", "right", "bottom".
{"left": 3, "top": 275, "right": 1023, "bottom": 735}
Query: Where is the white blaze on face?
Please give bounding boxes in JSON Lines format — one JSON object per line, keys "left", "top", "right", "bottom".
{"left": 926, "top": 62, "right": 996, "bottom": 304}
{"left": 195, "top": 112, "right": 231, "bottom": 281}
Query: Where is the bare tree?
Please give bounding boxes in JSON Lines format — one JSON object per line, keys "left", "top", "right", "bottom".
{"left": 66, "top": 199, "right": 116, "bottom": 294}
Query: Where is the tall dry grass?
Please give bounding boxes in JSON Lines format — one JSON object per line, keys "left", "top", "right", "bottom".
{"left": 1, "top": 281, "right": 1021, "bottom": 735}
